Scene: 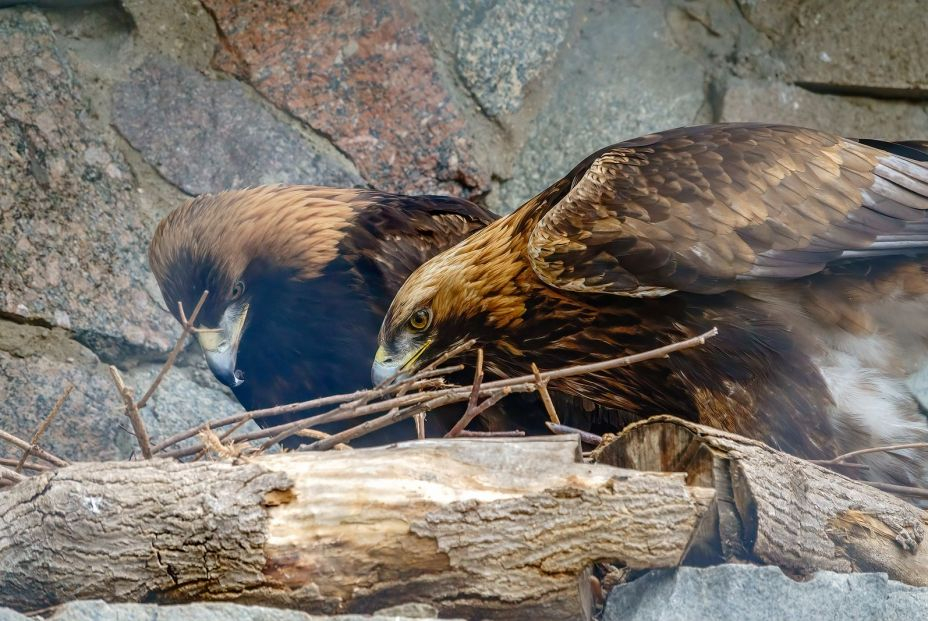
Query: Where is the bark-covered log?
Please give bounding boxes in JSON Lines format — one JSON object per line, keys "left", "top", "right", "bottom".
{"left": 593, "top": 415, "right": 928, "bottom": 585}
{"left": 0, "top": 436, "right": 713, "bottom": 619}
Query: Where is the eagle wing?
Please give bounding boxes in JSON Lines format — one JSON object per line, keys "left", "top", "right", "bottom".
{"left": 528, "top": 124, "right": 928, "bottom": 296}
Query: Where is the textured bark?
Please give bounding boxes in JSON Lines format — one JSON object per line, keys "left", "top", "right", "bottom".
{"left": 593, "top": 415, "right": 928, "bottom": 585}
{"left": 0, "top": 436, "right": 713, "bottom": 620}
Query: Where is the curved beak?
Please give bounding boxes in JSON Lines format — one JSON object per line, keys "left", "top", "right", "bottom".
{"left": 371, "top": 339, "right": 431, "bottom": 386}
{"left": 196, "top": 304, "right": 248, "bottom": 388}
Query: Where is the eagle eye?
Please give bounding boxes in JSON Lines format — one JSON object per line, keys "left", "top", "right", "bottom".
{"left": 230, "top": 280, "right": 245, "bottom": 300}
{"left": 408, "top": 308, "right": 432, "bottom": 332}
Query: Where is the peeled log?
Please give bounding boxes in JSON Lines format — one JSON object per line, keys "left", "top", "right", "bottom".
{"left": 594, "top": 415, "right": 928, "bottom": 586}
{"left": 0, "top": 436, "right": 713, "bottom": 619}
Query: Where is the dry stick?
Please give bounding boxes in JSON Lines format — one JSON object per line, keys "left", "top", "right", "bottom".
{"left": 446, "top": 349, "right": 485, "bottom": 438}
{"left": 16, "top": 384, "right": 73, "bottom": 473}
{"left": 255, "top": 370, "right": 463, "bottom": 452}
{"left": 546, "top": 422, "right": 604, "bottom": 446}
{"left": 445, "top": 390, "right": 512, "bottom": 438}
{"left": 0, "top": 429, "right": 69, "bottom": 468}
{"left": 0, "top": 464, "right": 25, "bottom": 483}
{"left": 108, "top": 366, "right": 152, "bottom": 459}
{"left": 531, "top": 362, "right": 560, "bottom": 425}
{"left": 295, "top": 428, "right": 352, "bottom": 450}
{"left": 812, "top": 442, "right": 928, "bottom": 466}
{"left": 0, "top": 457, "right": 49, "bottom": 473}
{"left": 407, "top": 341, "right": 476, "bottom": 441}
{"left": 165, "top": 329, "right": 718, "bottom": 458}
{"left": 136, "top": 290, "right": 209, "bottom": 410}
{"left": 866, "top": 480, "right": 928, "bottom": 500}
{"left": 151, "top": 369, "right": 458, "bottom": 454}
{"left": 136, "top": 291, "right": 209, "bottom": 410}
{"left": 458, "top": 429, "right": 526, "bottom": 438}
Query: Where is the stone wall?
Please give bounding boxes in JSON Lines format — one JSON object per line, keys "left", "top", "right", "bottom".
{"left": 1, "top": 0, "right": 927, "bottom": 460}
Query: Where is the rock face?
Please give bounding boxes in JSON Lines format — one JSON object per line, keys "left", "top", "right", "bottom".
{"left": 204, "top": 0, "right": 489, "bottom": 196}
{"left": 604, "top": 565, "right": 928, "bottom": 621}
{"left": 112, "top": 58, "right": 364, "bottom": 195}
{"left": 721, "top": 79, "right": 928, "bottom": 140}
{"left": 738, "top": 0, "right": 928, "bottom": 96}
{"left": 454, "top": 0, "right": 573, "bottom": 118}
{"left": 495, "top": 0, "right": 709, "bottom": 211}
{"left": 0, "top": 9, "right": 174, "bottom": 358}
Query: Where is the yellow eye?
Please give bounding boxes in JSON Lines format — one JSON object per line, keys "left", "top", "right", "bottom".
{"left": 408, "top": 308, "right": 431, "bottom": 331}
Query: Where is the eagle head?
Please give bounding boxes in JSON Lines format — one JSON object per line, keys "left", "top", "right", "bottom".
{"left": 374, "top": 216, "right": 533, "bottom": 383}
{"left": 149, "top": 186, "right": 357, "bottom": 392}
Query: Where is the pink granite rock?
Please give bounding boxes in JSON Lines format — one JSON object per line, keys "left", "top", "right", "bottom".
{"left": 204, "top": 0, "right": 489, "bottom": 196}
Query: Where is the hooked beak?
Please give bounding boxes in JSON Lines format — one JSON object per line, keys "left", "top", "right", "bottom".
{"left": 196, "top": 304, "right": 248, "bottom": 388}
{"left": 371, "top": 339, "right": 431, "bottom": 386}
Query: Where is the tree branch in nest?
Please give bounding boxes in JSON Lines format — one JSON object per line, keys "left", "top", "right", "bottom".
{"left": 15, "top": 383, "right": 73, "bottom": 473}
{"left": 158, "top": 328, "right": 719, "bottom": 458}
{"left": 137, "top": 290, "right": 209, "bottom": 410}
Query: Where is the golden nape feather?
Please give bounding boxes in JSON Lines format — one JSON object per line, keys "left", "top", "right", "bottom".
{"left": 376, "top": 123, "right": 928, "bottom": 491}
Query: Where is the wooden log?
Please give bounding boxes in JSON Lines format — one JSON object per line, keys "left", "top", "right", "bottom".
{"left": 0, "top": 436, "right": 713, "bottom": 619}
{"left": 593, "top": 415, "right": 928, "bottom": 586}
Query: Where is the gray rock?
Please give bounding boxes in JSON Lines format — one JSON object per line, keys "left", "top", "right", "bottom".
{"left": 44, "top": 600, "right": 451, "bottom": 621}
{"left": 604, "top": 565, "right": 928, "bottom": 621}
{"left": 0, "top": 320, "right": 247, "bottom": 462}
{"left": 0, "top": 608, "right": 27, "bottom": 621}
{"left": 0, "top": 9, "right": 175, "bottom": 358}
{"left": 721, "top": 79, "right": 928, "bottom": 139}
{"left": 737, "top": 0, "right": 928, "bottom": 96}
{"left": 454, "top": 0, "right": 573, "bottom": 117}
{"left": 111, "top": 58, "right": 364, "bottom": 196}
{"left": 496, "top": 1, "right": 708, "bottom": 212}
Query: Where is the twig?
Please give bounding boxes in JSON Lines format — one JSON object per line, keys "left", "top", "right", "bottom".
{"left": 446, "top": 389, "right": 511, "bottom": 438}
{"left": 16, "top": 383, "right": 73, "bottom": 473}
{"left": 546, "top": 422, "right": 603, "bottom": 446}
{"left": 161, "top": 329, "right": 718, "bottom": 457}
{"left": 451, "top": 348, "right": 485, "bottom": 436}
{"left": 0, "top": 464, "right": 25, "bottom": 483}
{"left": 295, "top": 429, "right": 352, "bottom": 450}
{"left": 458, "top": 430, "right": 526, "bottom": 438}
{"left": 109, "top": 366, "right": 152, "bottom": 459}
{"left": 0, "top": 457, "right": 49, "bottom": 472}
{"left": 151, "top": 371, "right": 456, "bottom": 454}
{"left": 532, "top": 362, "right": 559, "bottom": 425}
{"left": 865, "top": 480, "right": 928, "bottom": 500}
{"left": 0, "top": 429, "right": 69, "bottom": 468}
{"left": 413, "top": 413, "right": 427, "bottom": 440}
{"left": 422, "top": 338, "right": 476, "bottom": 372}
{"left": 137, "top": 290, "right": 208, "bottom": 410}
{"left": 812, "top": 442, "right": 928, "bottom": 466}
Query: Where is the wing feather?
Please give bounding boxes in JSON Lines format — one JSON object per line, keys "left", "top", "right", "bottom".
{"left": 528, "top": 124, "right": 928, "bottom": 295}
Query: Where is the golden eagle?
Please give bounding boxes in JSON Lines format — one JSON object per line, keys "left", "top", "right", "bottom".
{"left": 149, "top": 185, "right": 503, "bottom": 444}
{"left": 376, "top": 123, "right": 928, "bottom": 485}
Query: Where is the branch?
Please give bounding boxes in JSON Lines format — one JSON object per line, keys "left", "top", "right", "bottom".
{"left": 0, "top": 429, "right": 69, "bottom": 468}
{"left": 151, "top": 369, "right": 458, "bottom": 455}
{"left": 159, "top": 329, "right": 720, "bottom": 458}
{"left": 136, "top": 290, "right": 208, "bottom": 410}
{"left": 811, "top": 442, "right": 928, "bottom": 466}
{"left": 532, "top": 362, "right": 559, "bottom": 425}
{"left": 546, "top": 422, "right": 603, "bottom": 446}
{"left": 15, "top": 384, "right": 73, "bottom": 473}
{"left": 446, "top": 348, "right": 484, "bottom": 437}
{"left": 108, "top": 366, "right": 151, "bottom": 459}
